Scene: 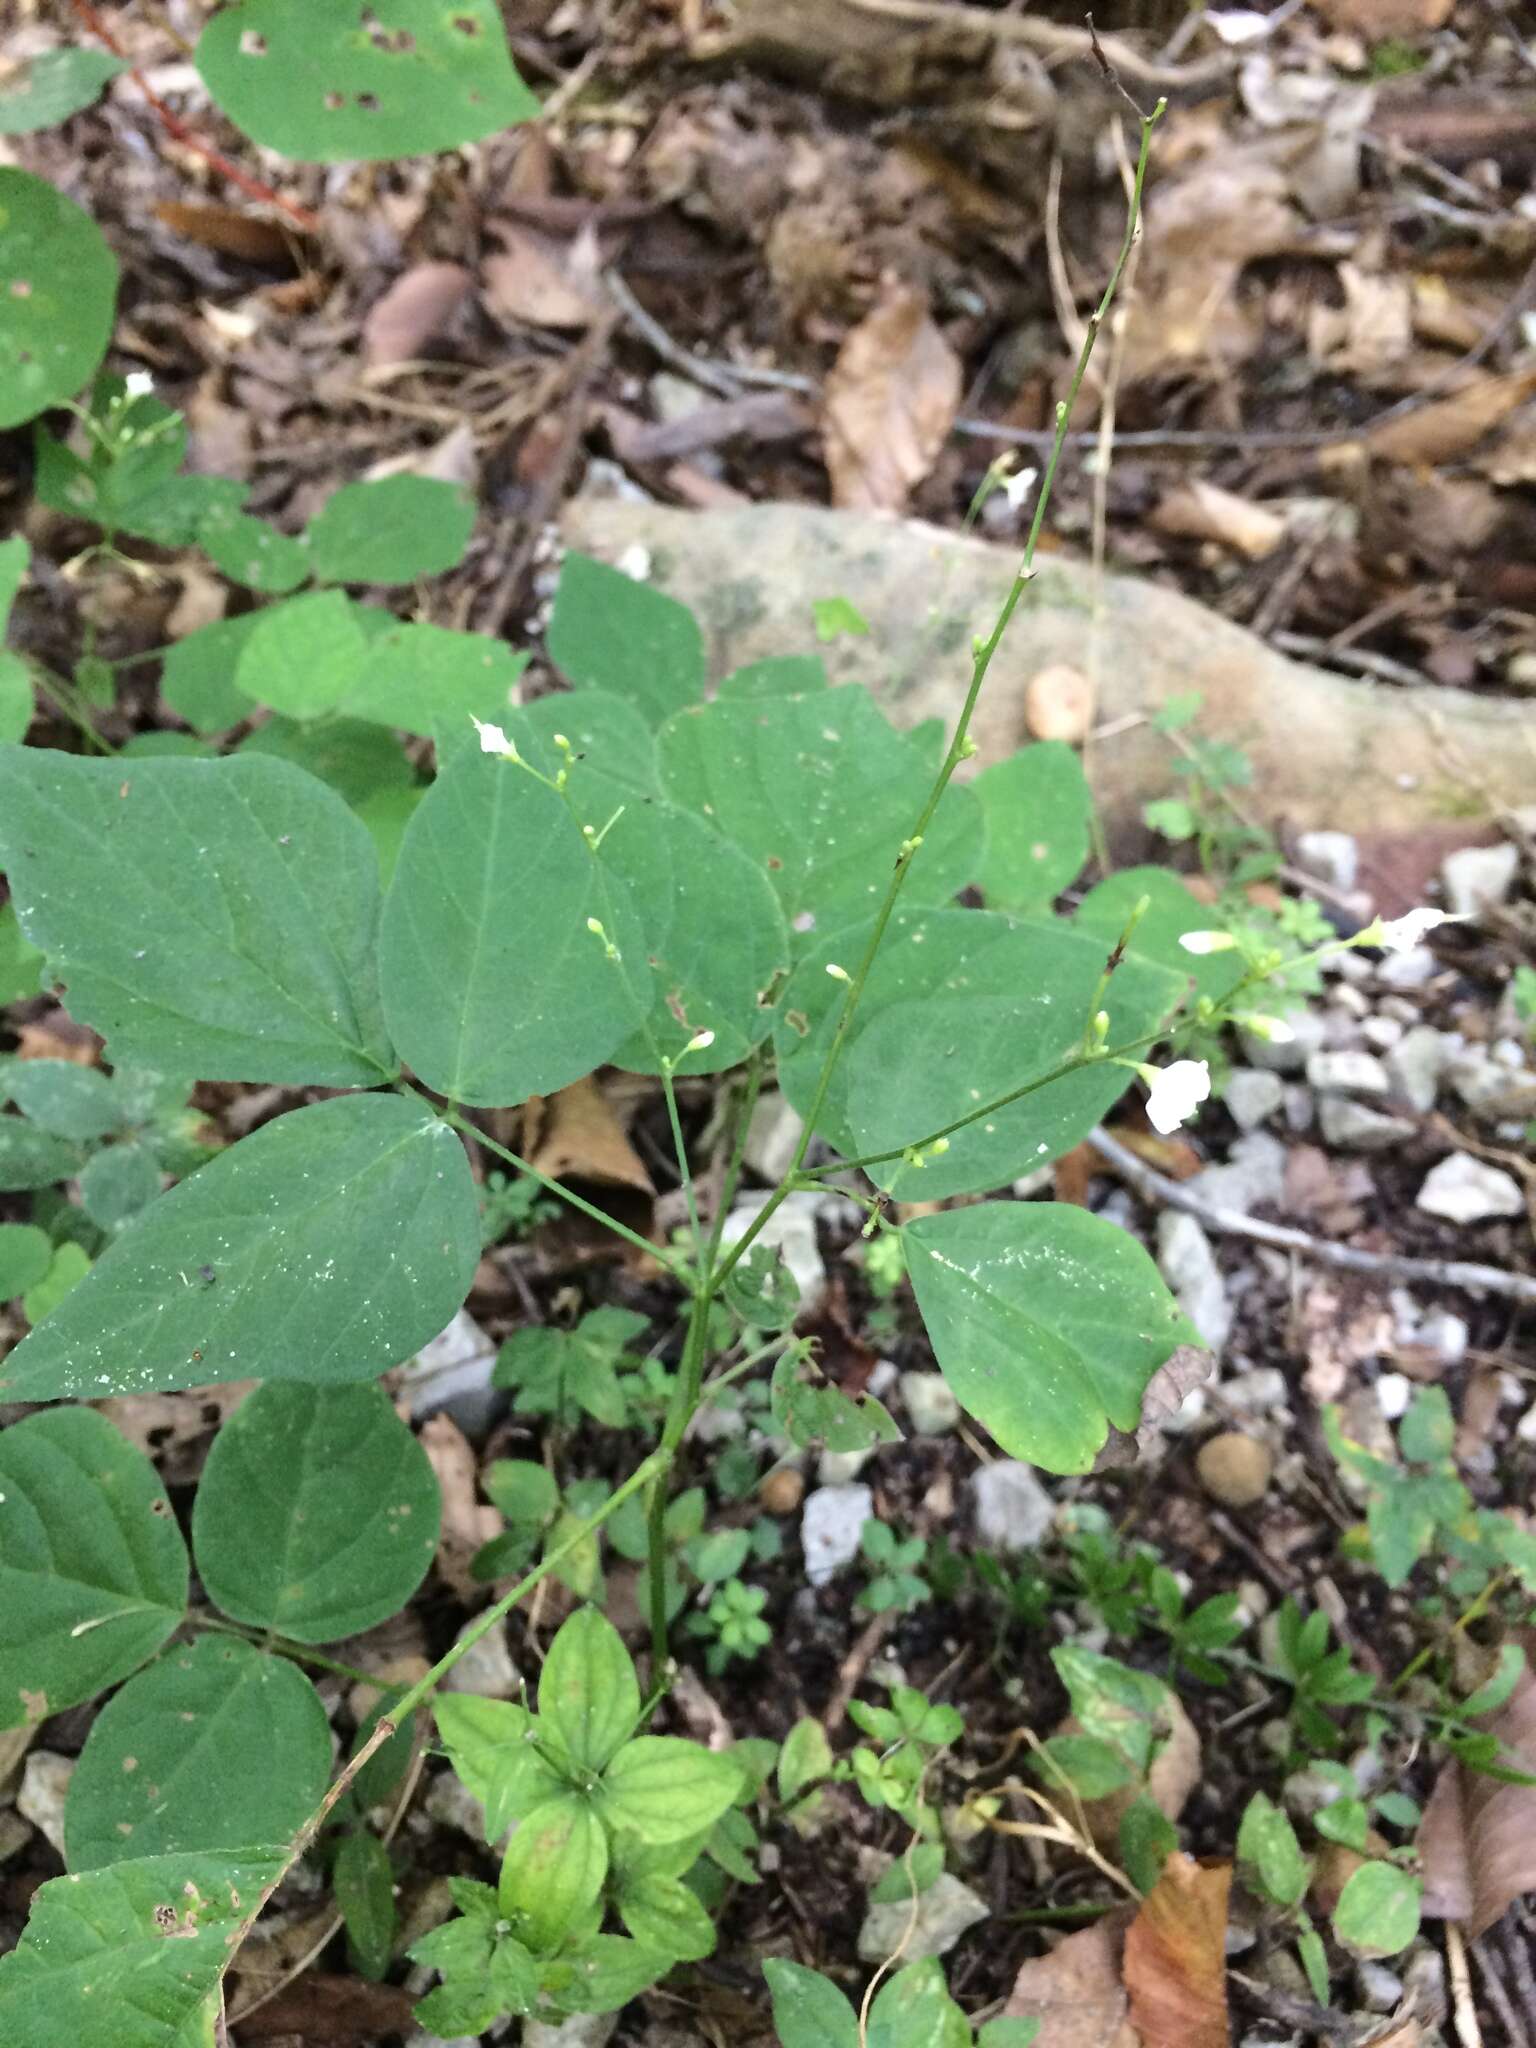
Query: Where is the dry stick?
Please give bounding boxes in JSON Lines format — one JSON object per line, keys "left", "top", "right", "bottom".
{"left": 1087, "top": 1123, "right": 1536, "bottom": 1304}
{"left": 1447, "top": 1922, "right": 1486, "bottom": 2048}
{"left": 69, "top": 0, "right": 321, "bottom": 233}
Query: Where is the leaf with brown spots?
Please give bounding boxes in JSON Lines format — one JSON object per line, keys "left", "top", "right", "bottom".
{"left": 1123, "top": 1853, "right": 1231, "bottom": 2048}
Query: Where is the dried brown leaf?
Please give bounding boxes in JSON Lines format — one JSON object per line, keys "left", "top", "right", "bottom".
{"left": 520, "top": 1075, "right": 654, "bottom": 1193}
{"left": 1151, "top": 480, "right": 1285, "bottom": 560}
{"left": 822, "top": 282, "right": 961, "bottom": 512}
{"left": 1420, "top": 1638, "right": 1536, "bottom": 1936}
{"left": 1004, "top": 1913, "right": 1139, "bottom": 2047}
{"left": 1308, "top": 0, "right": 1453, "bottom": 36}
{"left": 1123, "top": 1853, "right": 1231, "bottom": 2048}
{"left": 153, "top": 201, "right": 300, "bottom": 266}
{"left": 363, "top": 261, "right": 475, "bottom": 368}
{"left": 482, "top": 221, "right": 605, "bottom": 331}
{"left": 419, "top": 1413, "right": 499, "bottom": 1599}
{"left": 1367, "top": 369, "right": 1536, "bottom": 467}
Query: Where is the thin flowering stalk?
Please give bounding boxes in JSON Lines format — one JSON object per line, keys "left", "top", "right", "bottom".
{"left": 715, "top": 98, "right": 1166, "bottom": 1295}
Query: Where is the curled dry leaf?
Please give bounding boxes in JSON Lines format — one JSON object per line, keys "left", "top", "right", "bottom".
{"left": 1095, "top": 1344, "right": 1216, "bottom": 1469}
{"left": 520, "top": 1074, "right": 654, "bottom": 1194}
{"left": 822, "top": 282, "right": 961, "bottom": 512}
{"left": 1151, "top": 480, "right": 1285, "bottom": 560}
{"left": 482, "top": 220, "right": 606, "bottom": 332}
{"left": 1123, "top": 1853, "right": 1231, "bottom": 2048}
{"left": 363, "top": 261, "right": 475, "bottom": 368}
{"left": 1366, "top": 368, "right": 1536, "bottom": 467}
{"left": 1419, "top": 1636, "right": 1536, "bottom": 1936}
{"left": 153, "top": 201, "right": 300, "bottom": 267}
{"left": 1005, "top": 1911, "right": 1138, "bottom": 2048}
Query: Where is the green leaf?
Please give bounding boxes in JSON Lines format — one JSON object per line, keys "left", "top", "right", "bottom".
{"left": 723, "top": 1244, "right": 802, "bottom": 1328}
{"left": 617, "top": 1872, "right": 716, "bottom": 1961}
{"left": 0, "top": 749, "right": 397, "bottom": 1086}
{"left": 197, "top": 0, "right": 538, "bottom": 162}
{"left": 0, "top": 904, "right": 44, "bottom": 1003}
{"left": 660, "top": 687, "right": 981, "bottom": 949}
{"left": 498, "top": 1795, "right": 608, "bottom": 1953}
{"left": 0, "top": 654, "right": 31, "bottom": 744}
{"left": 0, "top": 1093, "right": 479, "bottom": 1401}
{"left": 1399, "top": 1386, "right": 1455, "bottom": 1464}
{"left": 0, "top": 170, "right": 118, "bottom": 429}
{"left": 482, "top": 1458, "right": 559, "bottom": 1528}
{"left": 0, "top": 1221, "right": 52, "bottom": 1299}
{"left": 0, "top": 1847, "right": 285, "bottom": 2048}
{"left": 905, "top": 1202, "right": 1197, "bottom": 1473}
{"left": 23, "top": 1240, "right": 90, "bottom": 1324}
{"left": 1119, "top": 1796, "right": 1178, "bottom": 1895}
{"left": 980, "top": 2024, "right": 1042, "bottom": 2048}
{"left": 306, "top": 476, "right": 475, "bottom": 585}
{"left": 432, "top": 1696, "right": 565, "bottom": 1840}
{"left": 198, "top": 506, "right": 310, "bottom": 594}
{"left": 1075, "top": 867, "right": 1245, "bottom": 1008}
{"left": 1460, "top": 1643, "right": 1526, "bottom": 1720}
{"left": 240, "top": 713, "right": 414, "bottom": 808}
{"left": 718, "top": 655, "right": 828, "bottom": 700}
{"left": 79, "top": 1142, "right": 164, "bottom": 1230}
{"left": 539, "top": 1607, "right": 638, "bottom": 1773}
{"left": 0, "top": 535, "right": 25, "bottom": 634}
{"left": 548, "top": 551, "right": 705, "bottom": 726}
{"left": 762, "top": 1957, "right": 861, "bottom": 2048}
{"left": 1297, "top": 1925, "right": 1330, "bottom": 2006}
{"left": 777, "top": 1716, "right": 834, "bottom": 1803}
{"left": 0, "top": 1407, "right": 188, "bottom": 1731}
{"left": 869, "top": 1842, "right": 944, "bottom": 1904}
{"left": 334, "top": 1832, "right": 396, "bottom": 1982}
{"left": 597, "top": 798, "right": 791, "bottom": 1076}
{"left": 600, "top": 1736, "right": 741, "bottom": 1843}
{"left": 541, "top": 1931, "right": 669, "bottom": 2016}
{"left": 868, "top": 1959, "right": 970, "bottom": 2048}
{"left": 192, "top": 1382, "right": 439, "bottom": 1641}
{"left": 380, "top": 747, "right": 649, "bottom": 1106}
{"left": 1315, "top": 1798, "right": 1369, "bottom": 1852}
{"left": 65, "top": 1634, "right": 330, "bottom": 1869}
{"left": 1332, "top": 1861, "right": 1421, "bottom": 1957}
{"left": 0, "top": 1116, "right": 83, "bottom": 1191}
{"left": 0, "top": 48, "right": 125, "bottom": 132}
{"left": 1237, "top": 1792, "right": 1309, "bottom": 1909}
{"left": 1366, "top": 1478, "right": 1438, "bottom": 1589}
{"left": 235, "top": 590, "right": 369, "bottom": 719}
{"left": 160, "top": 614, "right": 262, "bottom": 734}
{"left": 338, "top": 621, "right": 526, "bottom": 737}
{"left": 812, "top": 596, "right": 870, "bottom": 642}
{"left": 769, "top": 1347, "right": 900, "bottom": 1454}
{"left": 488, "top": 1933, "right": 540, "bottom": 2014}
{"left": 974, "top": 742, "right": 1091, "bottom": 912}
{"left": 5, "top": 1060, "right": 121, "bottom": 1142}
{"left": 775, "top": 906, "right": 1183, "bottom": 1200}
{"left": 1031, "top": 1733, "right": 1133, "bottom": 1800}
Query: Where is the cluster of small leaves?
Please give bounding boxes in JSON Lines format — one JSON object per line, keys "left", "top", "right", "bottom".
{"left": 858, "top": 1519, "right": 933, "bottom": 1617}
{"left": 766, "top": 1954, "right": 1038, "bottom": 2048}
{"left": 838, "top": 1683, "right": 964, "bottom": 1837}
{"left": 425, "top": 1608, "right": 748, "bottom": 2029}
{"left": 1237, "top": 1786, "right": 1422, "bottom": 1984}
{"left": 1261, "top": 1600, "right": 1378, "bottom": 1755}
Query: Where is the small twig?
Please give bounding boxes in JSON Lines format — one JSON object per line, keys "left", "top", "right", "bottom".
{"left": 824, "top": 1609, "right": 898, "bottom": 1734}
{"left": 1447, "top": 1922, "right": 1485, "bottom": 2048}
{"left": 1087, "top": 1123, "right": 1536, "bottom": 1304}
{"left": 69, "top": 0, "right": 321, "bottom": 233}
{"left": 607, "top": 273, "right": 742, "bottom": 399}
{"left": 1270, "top": 632, "right": 1437, "bottom": 692}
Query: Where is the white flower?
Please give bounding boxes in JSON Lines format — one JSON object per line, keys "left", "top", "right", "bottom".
{"left": 471, "top": 715, "right": 514, "bottom": 757}
{"left": 1143, "top": 1058, "right": 1211, "bottom": 1135}
{"left": 124, "top": 370, "right": 154, "bottom": 398}
{"left": 616, "top": 542, "right": 652, "bottom": 583}
{"left": 1236, "top": 1013, "right": 1296, "bottom": 1044}
{"left": 1178, "top": 929, "right": 1238, "bottom": 955}
{"left": 1361, "top": 907, "right": 1463, "bottom": 953}
{"left": 684, "top": 1029, "right": 715, "bottom": 1054}
{"left": 1004, "top": 465, "right": 1038, "bottom": 510}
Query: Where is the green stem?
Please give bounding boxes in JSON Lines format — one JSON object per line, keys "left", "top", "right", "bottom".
{"left": 1390, "top": 1569, "right": 1511, "bottom": 1696}
{"left": 660, "top": 1062, "right": 704, "bottom": 1260}
{"left": 446, "top": 1108, "right": 692, "bottom": 1285}
{"left": 710, "top": 101, "right": 1165, "bottom": 1295}
{"left": 193, "top": 1612, "right": 381, "bottom": 1691}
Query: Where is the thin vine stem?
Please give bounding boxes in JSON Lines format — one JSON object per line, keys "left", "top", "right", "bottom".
{"left": 709, "top": 99, "right": 1165, "bottom": 1297}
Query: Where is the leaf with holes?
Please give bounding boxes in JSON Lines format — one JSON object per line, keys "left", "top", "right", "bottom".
{"left": 0, "top": 49, "right": 125, "bottom": 133}
{"left": 774, "top": 906, "right": 1183, "bottom": 1199}
{"left": 0, "top": 1846, "right": 286, "bottom": 2048}
{"left": 65, "top": 1635, "right": 330, "bottom": 1869}
{"left": 0, "top": 170, "right": 118, "bottom": 429}
{"left": 196, "top": 0, "right": 538, "bottom": 163}
{"left": 380, "top": 748, "right": 650, "bottom": 1106}
{"left": 659, "top": 687, "right": 982, "bottom": 949}
{"left": 905, "top": 1202, "right": 1197, "bottom": 1474}
{"left": 548, "top": 552, "right": 705, "bottom": 727}
{"left": 306, "top": 476, "right": 475, "bottom": 586}
{"left": 0, "top": 1093, "right": 480, "bottom": 1402}
{"left": 192, "top": 1382, "right": 440, "bottom": 1641}
{"left": 974, "top": 741, "right": 1091, "bottom": 912}
{"left": 0, "top": 749, "right": 396, "bottom": 1086}
{"left": 0, "top": 1408, "right": 188, "bottom": 1732}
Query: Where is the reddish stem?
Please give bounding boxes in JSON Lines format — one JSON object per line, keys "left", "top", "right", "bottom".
{"left": 69, "top": 0, "right": 322, "bottom": 234}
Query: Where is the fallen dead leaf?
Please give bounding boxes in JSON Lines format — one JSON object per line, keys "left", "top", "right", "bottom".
{"left": 1299, "top": 1282, "right": 1392, "bottom": 1405}
{"left": 164, "top": 564, "right": 227, "bottom": 643}
{"left": 1005, "top": 1912, "right": 1139, "bottom": 2047}
{"left": 1366, "top": 369, "right": 1536, "bottom": 467}
{"left": 363, "top": 260, "right": 475, "bottom": 368}
{"left": 367, "top": 421, "right": 479, "bottom": 493}
{"left": 15, "top": 1013, "right": 100, "bottom": 1064}
{"left": 482, "top": 220, "right": 605, "bottom": 331}
{"left": 1123, "top": 1853, "right": 1231, "bottom": 2048}
{"left": 96, "top": 1384, "right": 256, "bottom": 1488}
{"left": 521, "top": 1075, "right": 654, "bottom": 1193}
{"left": 1420, "top": 1634, "right": 1536, "bottom": 1936}
{"left": 1151, "top": 480, "right": 1285, "bottom": 560}
{"left": 1101, "top": 1127, "right": 1205, "bottom": 1182}
{"left": 1308, "top": 0, "right": 1453, "bottom": 36}
{"left": 1308, "top": 263, "right": 1413, "bottom": 383}
{"left": 231, "top": 1974, "right": 417, "bottom": 2044}
{"left": 153, "top": 200, "right": 300, "bottom": 267}
{"left": 822, "top": 281, "right": 961, "bottom": 512}
{"left": 419, "top": 1413, "right": 500, "bottom": 1599}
